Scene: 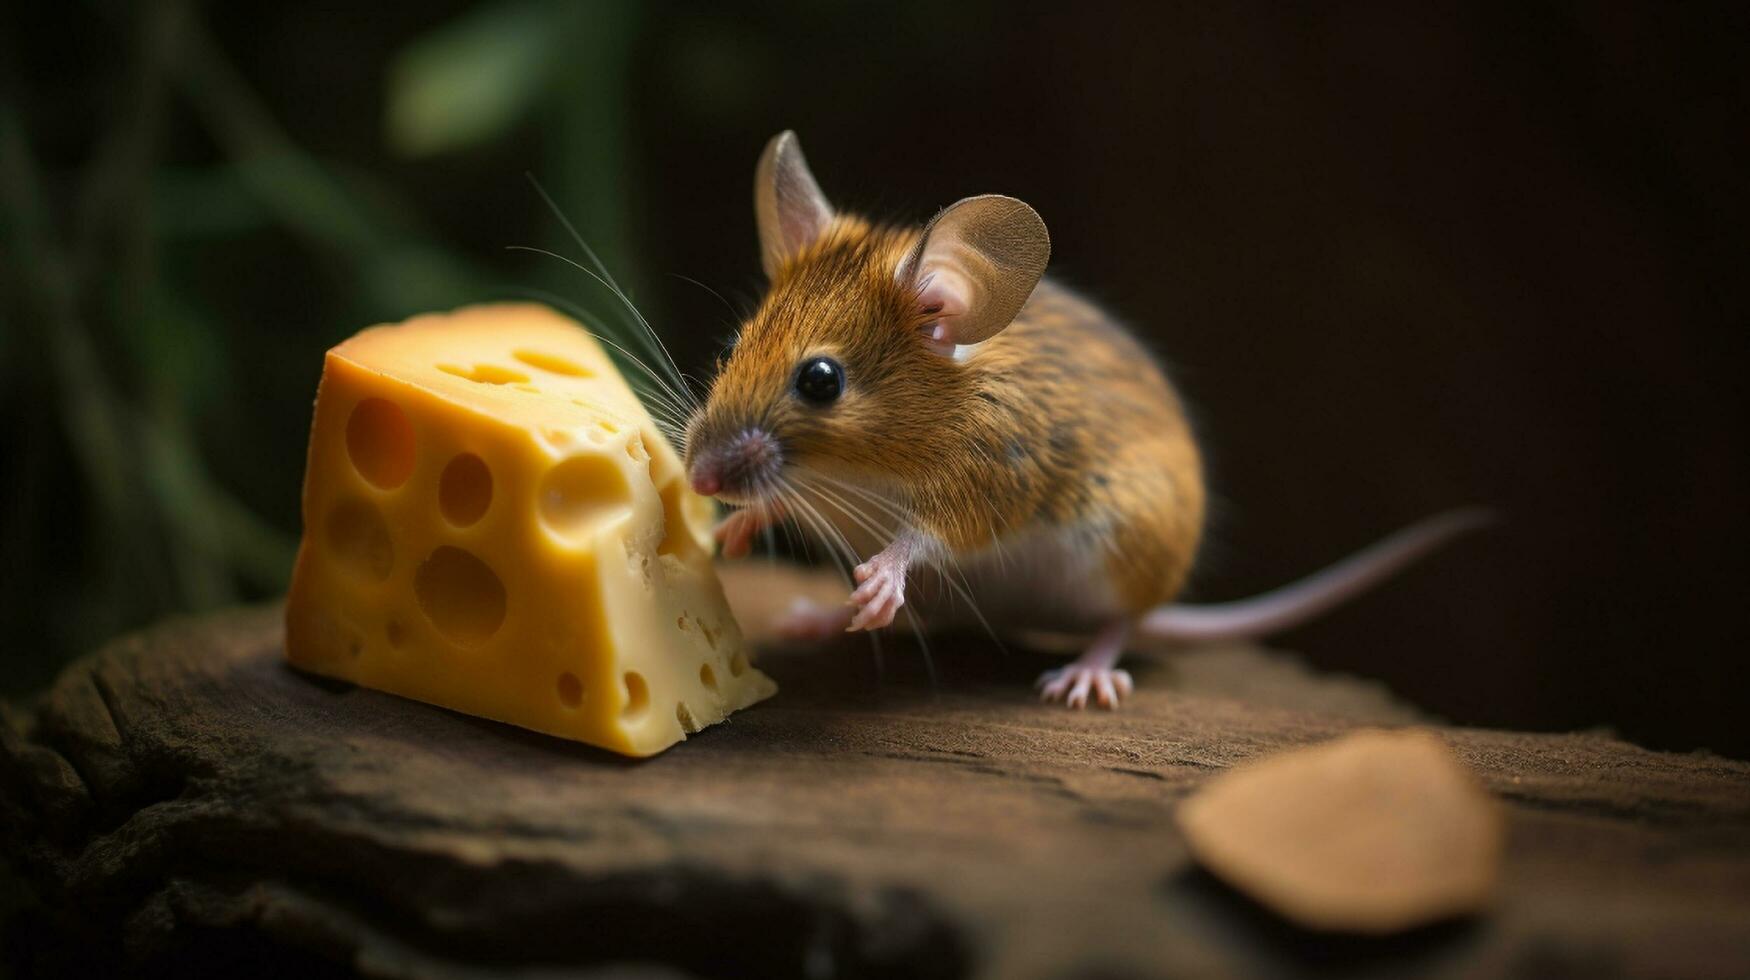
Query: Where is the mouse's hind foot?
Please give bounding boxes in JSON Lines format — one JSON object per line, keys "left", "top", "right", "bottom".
{"left": 1036, "top": 621, "right": 1132, "bottom": 709}
{"left": 1036, "top": 665, "right": 1134, "bottom": 710}
{"left": 774, "top": 597, "right": 854, "bottom": 643}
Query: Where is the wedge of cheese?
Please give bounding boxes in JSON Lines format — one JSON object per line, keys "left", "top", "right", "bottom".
{"left": 285, "top": 303, "right": 775, "bottom": 756}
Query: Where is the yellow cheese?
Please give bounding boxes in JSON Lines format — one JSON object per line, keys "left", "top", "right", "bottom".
{"left": 285, "top": 303, "right": 775, "bottom": 756}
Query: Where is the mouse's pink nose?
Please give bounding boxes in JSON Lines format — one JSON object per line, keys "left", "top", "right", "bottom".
{"left": 689, "top": 428, "right": 779, "bottom": 497}
{"left": 689, "top": 463, "right": 722, "bottom": 497}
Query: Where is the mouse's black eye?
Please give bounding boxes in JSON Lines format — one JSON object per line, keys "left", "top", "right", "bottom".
{"left": 793, "top": 356, "right": 844, "bottom": 406}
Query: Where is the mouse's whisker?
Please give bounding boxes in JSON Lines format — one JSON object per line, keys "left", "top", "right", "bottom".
{"left": 797, "top": 470, "right": 911, "bottom": 529}
{"left": 803, "top": 470, "right": 1006, "bottom": 657}
{"left": 792, "top": 474, "right": 899, "bottom": 545}
{"left": 782, "top": 477, "right": 941, "bottom": 695}
{"left": 507, "top": 287, "right": 697, "bottom": 420}
{"left": 628, "top": 387, "right": 689, "bottom": 425}
{"left": 782, "top": 480, "right": 861, "bottom": 574}
{"left": 761, "top": 478, "right": 801, "bottom": 559}
{"left": 778, "top": 479, "right": 908, "bottom": 690}
{"left": 816, "top": 487, "right": 969, "bottom": 652}
{"left": 521, "top": 177, "right": 697, "bottom": 410}
{"left": 637, "top": 397, "right": 692, "bottom": 434}
{"left": 898, "top": 597, "right": 939, "bottom": 698}
{"left": 505, "top": 244, "right": 677, "bottom": 380}
{"left": 933, "top": 559, "right": 1009, "bottom": 658}
{"left": 504, "top": 265, "right": 696, "bottom": 413}
{"left": 774, "top": 484, "right": 824, "bottom": 570}
{"left": 866, "top": 615, "right": 887, "bottom": 690}
{"left": 767, "top": 479, "right": 818, "bottom": 552}
{"left": 789, "top": 487, "right": 870, "bottom": 591}
{"left": 667, "top": 271, "right": 742, "bottom": 324}
{"left": 806, "top": 473, "right": 970, "bottom": 577}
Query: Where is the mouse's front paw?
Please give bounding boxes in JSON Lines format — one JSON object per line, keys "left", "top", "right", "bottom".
{"left": 1036, "top": 665, "right": 1134, "bottom": 710}
{"left": 774, "top": 597, "right": 853, "bottom": 643}
{"left": 846, "top": 554, "right": 906, "bottom": 631}
{"left": 713, "top": 501, "right": 785, "bottom": 560}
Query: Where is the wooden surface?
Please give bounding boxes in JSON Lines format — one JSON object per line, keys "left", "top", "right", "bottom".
{"left": 3, "top": 596, "right": 1749, "bottom": 978}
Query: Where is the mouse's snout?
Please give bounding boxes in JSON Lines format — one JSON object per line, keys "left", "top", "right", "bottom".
{"left": 688, "top": 467, "right": 721, "bottom": 497}
{"left": 687, "top": 427, "right": 782, "bottom": 502}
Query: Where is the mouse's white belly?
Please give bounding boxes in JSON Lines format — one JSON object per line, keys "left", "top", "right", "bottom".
{"left": 914, "top": 524, "right": 1125, "bottom": 633}
{"left": 802, "top": 493, "right": 1124, "bottom": 634}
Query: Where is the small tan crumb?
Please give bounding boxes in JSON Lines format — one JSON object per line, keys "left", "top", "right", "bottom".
{"left": 1177, "top": 729, "right": 1504, "bottom": 933}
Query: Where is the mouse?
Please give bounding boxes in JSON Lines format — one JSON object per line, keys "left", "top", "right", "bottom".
{"left": 682, "top": 131, "right": 1488, "bottom": 709}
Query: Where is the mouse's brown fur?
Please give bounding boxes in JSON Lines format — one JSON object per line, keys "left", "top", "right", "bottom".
{"left": 685, "top": 131, "right": 1485, "bottom": 709}
{"left": 686, "top": 212, "right": 1206, "bottom": 617}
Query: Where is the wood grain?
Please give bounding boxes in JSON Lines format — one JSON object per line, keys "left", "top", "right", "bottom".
{"left": 3, "top": 590, "right": 1747, "bottom": 977}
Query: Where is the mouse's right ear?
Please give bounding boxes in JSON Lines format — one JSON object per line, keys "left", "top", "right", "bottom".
{"left": 898, "top": 195, "right": 1050, "bottom": 354}
{"left": 755, "top": 131, "right": 833, "bottom": 278}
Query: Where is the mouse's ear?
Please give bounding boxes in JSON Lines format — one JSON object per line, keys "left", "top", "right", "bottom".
{"left": 755, "top": 131, "right": 833, "bottom": 278}
{"left": 897, "top": 195, "right": 1049, "bottom": 352}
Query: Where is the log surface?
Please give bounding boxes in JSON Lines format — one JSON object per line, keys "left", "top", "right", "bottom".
{"left": 3, "top": 602, "right": 1749, "bottom": 979}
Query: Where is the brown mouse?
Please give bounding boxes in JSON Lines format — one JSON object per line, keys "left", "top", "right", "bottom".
{"left": 683, "top": 131, "right": 1486, "bottom": 709}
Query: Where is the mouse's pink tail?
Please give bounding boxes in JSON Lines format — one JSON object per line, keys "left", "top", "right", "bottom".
{"left": 1136, "top": 507, "right": 1494, "bottom": 644}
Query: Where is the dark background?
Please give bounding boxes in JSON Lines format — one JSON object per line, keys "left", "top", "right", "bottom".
{"left": 4, "top": 2, "right": 1746, "bottom": 756}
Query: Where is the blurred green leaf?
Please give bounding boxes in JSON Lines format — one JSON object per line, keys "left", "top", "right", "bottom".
{"left": 4, "top": 1, "right": 643, "bottom": 696}
{"left": 538, "top": 0, "right": 650, "bottom": 335}
{"left": 386, "top": 0, "right": 567, "bottom": 158}
{"left": 362, "top": 244, "right": 494, "bottom": 317}
{"left": 177, "top": 19, "right": 497, "bottom": 315}
{"left": 153, "top": 167, "right": 270, "bottom": 238}
{"left": 231, "top": 152, "right": 379, "bottom": 253}
{"left": 136, "top": 293, "right": 230, "bottom": 413}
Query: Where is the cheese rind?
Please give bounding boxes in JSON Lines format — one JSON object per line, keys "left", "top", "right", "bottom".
{"left": 285, "top": 303, "right": 774, "bottom": 756}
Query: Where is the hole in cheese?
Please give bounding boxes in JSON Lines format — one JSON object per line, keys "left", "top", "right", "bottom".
{"left": 325, "top": 498, "right": 394, "bottom": 581}
{"left": 656, "top": 481, "right": 699, "bottom": 557}
{"left": 438, "top": 453, "right": 492, "bottom": 527}
{"left": 729, "top": 651, "right": 749, "bottom": 677}
{"left": 438, "top": 363, "right": 530, "bottom": 385}
{"left": 623, "top": 671, "right": 649, "bottom": 716}
{"left": 414, "top": 546, "right": 507, "bottom": 646}
{"left": 285, "top": 304, "right": 781, "bottom": 757}
{"left": 345, "top": 398, "right": 416, "bottom": 489}
{"left": 515, "top": 349, "right": 592, "bottom": 377}
{"left": 625, "top": 434, "right": 649, "bottom": 464}
{"left": 539, "top": 455, "right": 633, "bottom": 541}
{"left": 644, "top": 428, "right": 681, "bottom": 484}
{"left": 306, "top": 611, "right": 362, "bottom": 663}
{"left": 557, "top": 671, "right": 583, "bottom": 708}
